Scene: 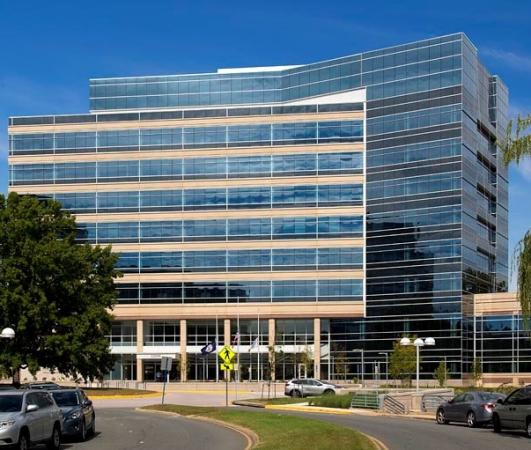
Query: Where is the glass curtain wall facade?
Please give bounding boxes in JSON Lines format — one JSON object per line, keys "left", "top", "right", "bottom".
{"left": 8, "top": 32, "right": 509, "bottom": 381}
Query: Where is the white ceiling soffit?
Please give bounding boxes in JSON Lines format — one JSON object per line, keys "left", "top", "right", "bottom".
{"left": 283, "top": 88, "right": 366, "bottom": 105}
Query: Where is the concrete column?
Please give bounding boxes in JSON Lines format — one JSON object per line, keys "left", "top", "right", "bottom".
{"left": 136, "top": 320, "right": 144, "bottom": 382}
{"left": 314, "top": 318, "right": 321, "bottom": 379}
{"left": 268, "top": 319, "right": 276, "bottom": 381}
{"left": 180, "top": 319, "right": 187, "bottom": 382}
{"left": 224, "top": 319, "right": 231, "bottom": 345}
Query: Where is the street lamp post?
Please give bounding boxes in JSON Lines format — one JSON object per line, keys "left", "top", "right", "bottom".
{"left": 400, "top": 337, "right": 435, "bottom": 392}
{"left": 378, "top": 352, "right": 389, "bottom": 383}
{"left": 0, "top": 328, "right": 15, "bottom": 340}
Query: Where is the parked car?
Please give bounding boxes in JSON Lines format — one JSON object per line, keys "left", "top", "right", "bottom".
{"left": 492, "top": 386, "right": 531, "bottom": 437}
{"left": 0, "top": 390, "right": 63, "bottom": 449}
{"left": 21, "top": 383, "right": 62, "bottom": 391}
{"left": 50, "top": 389, "right": 95, "bottom": 441}
{"left": 285, "top": 379, "right": 340, "bottom": 397}
{"left": 436, "top": 391, "right": 506, "bottom": 427}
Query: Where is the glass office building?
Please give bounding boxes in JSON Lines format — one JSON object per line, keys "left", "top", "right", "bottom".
{"left": 8, "top": 32, "right": 510, "bottom": 381}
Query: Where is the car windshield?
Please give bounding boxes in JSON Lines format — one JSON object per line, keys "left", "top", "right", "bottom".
{"left": 51, "top": 391, "right": 79, "bottom": 407}
{"left": 0, "top": 395, "right": 23, "bottom": 412}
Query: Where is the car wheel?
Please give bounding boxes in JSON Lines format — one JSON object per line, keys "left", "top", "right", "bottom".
{"left": 292, "top": 390, "right": 302, "bottom": 398}
{"left": 492, "top": 414, "right": 501, "bottom": 433}
{"left": 89, "top": 414, "right": 96, "bottom": 436}
{"left": 17, "top": 431, "right": 29, "bottom": 450}
{"left": 436, "top": 408, "right": 448, "bottom": 425}
{"left": 46, "top": 424, "right": 61, "bottom": 450}
{"left": 79, "top": 418, "right": 87, "bottom": 441}
{"left": 467, "top": 411, "right": 477, "bottom": 428}
{"left": 323, "top": 389, "right": 335, "bottom": 396}
{"left": 526, "top": 419, "right": 531, "bottom": 438}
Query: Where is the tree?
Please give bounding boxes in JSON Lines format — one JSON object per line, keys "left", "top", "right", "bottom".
{"left": 433, "top": 360, "right": 449, "bottom": 388}
{"left": 501, "top": 114, "right": 531, "bottom": 331}
{"left": 0, "top": 193, "right": 120, "bottom": 381}
{"left": 471, "top": 358, "right": 483, "bottom": 387}
{"left": 299, "top": 346, "right": 314, "bottom": 378}
{"left": 389, "top": 338, "right": 416, "bottom": 387}
{"left": 333, "top": 351, "right": 349, "bottom": 381}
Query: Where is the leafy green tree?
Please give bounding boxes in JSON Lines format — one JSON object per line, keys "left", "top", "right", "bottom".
{"left": 0, "top": 193, "right": 120, "bottom": 381}
{"left": 433, "top": 360, "right": 448, "bottom": 388}
{"left": 472, "top": 358, "right": 483, "bottom": 387}
{"left": 334, "top": 351, "right": 349, "bottom": 381}
{"left": 299, "top": 346, "right": 314, "bottom": 378}
{"left": 389, "top": 338, "right": 416, "bottom": 387}
{"left": 501, "top": 115, "right": 531, "bottom": 331}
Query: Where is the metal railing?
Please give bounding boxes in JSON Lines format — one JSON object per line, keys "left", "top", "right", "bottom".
{"left": 383, "top": 395, "right": 408, "bottom": 414}
{"left": 350, "top": 391, "right": 380, "bottom": 409}
{"left": 421, "top": 392, "right": 454, "bottom": 412}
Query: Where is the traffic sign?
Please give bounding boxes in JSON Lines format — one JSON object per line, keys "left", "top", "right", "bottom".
{"left": 220, "top": 362, "right": 234, "bottom": 371}
{"left": 219, "top": 345, "right": 236, "bottom": 364}
{"left": 161, "top": 356, "right": 173, "bottom": 372}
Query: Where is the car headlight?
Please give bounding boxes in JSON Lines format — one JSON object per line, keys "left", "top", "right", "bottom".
{"left": 0, "top": 420, "right": 16, "bottom": 430}
{"left": 68, "top": 411, "right": 82, "bottom": 420}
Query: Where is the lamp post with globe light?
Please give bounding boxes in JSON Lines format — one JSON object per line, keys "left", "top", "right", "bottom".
{"left": 400, "top": 336, "right": 435, "bottom": 392}
{"left": 0, "top": 328, "right": 15, "bottom": 340}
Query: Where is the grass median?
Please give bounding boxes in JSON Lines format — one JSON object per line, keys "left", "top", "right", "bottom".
{"left": 143, "top": 404, "right": 376, "bottom": 450}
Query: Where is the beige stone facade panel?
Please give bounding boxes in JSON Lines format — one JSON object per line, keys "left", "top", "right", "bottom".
{"left": 110, "top": 238, "right": 363, "bottom": 252}
{"left": 473, "top": 292, "right": 520, "bottom": 315}
{"left": 117, "top": 270, "right": 363, "bottom": 283}
{"left": 12, "top": 174, "right": 363, "bottom": 194}
{"left": 9, "top": 143, "right": 363, "bottom": 165}
{"left": 73, "top": 206, "right": 365, "bottom": 222}
{"left": 9, "top": 111, "right": 363, "bottom": 135}
{"left": 111, "top": 301, "right": 364, "bottom": 320}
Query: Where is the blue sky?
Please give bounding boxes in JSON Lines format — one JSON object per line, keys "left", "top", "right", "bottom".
{"left": 0, "top": 0, "right": 529, "bottom": 288}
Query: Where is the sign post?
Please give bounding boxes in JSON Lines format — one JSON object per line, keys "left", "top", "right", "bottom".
{"left": 218, "top": 345, "right": 236, "bottom": 407}
{"left": 160, "top": 356, "right": 173, "bottom": 405}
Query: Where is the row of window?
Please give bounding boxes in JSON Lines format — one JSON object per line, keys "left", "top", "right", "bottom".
{"left": 367, "top": 139, "right": 461, "bottom": 167}
{"left": 44, "top": 184, "right": 363, "bottom": 213}
{"left": 367, "top": 240, "right": 461, "bottom": 264}
{"left": 77, "top": 215, "right": 363, "bottom": 243}
{"left": 367, "top": 172, "right": 460, "bottom": 199}
{"left": 10, "top": 151, "right": 362, "bottom": 185}
{"left": 367, "top": 104, "right": 461, "bottom": 136}
{"left": 116, "top": 247, "right": 363, "bottom": 273}
{"left": 116, "top": 279, "right": 364, "bottom": 304}
{"left": 9, "top": 102, "right": 363, "bottom": 126}
{"left": 9, "top": 120, "right": 363, "bottom": 155}
{"left": 89, "top": 38, "right": 461, "bottom": 110}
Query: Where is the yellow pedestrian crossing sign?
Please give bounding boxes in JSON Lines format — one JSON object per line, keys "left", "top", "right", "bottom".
{"left": 220, "top": 362, "right": 234, "bottom": 371}
{"left": 219, "top": 345, "right": 236, "bottom": 364}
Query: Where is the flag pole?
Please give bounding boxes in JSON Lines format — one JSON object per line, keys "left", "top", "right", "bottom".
{"left": 216, "top": 314, "right": 219, "bottom": 383}
{"left": 236, "top": 304, "right": 240, "bottom": 400}
{"left": 257, "top": 311, "right": 261, "bottom": 382}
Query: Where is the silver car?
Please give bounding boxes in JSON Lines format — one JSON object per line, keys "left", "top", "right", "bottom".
{"left": 492, "top": 386, "right": 531, "bottom": 437}
{"left": 285, "top": 378, "right": 339, "bottom": 397}
{"left": 436, "top": 391, "right": 506, "bottom": 427}
{"left": 0, "top": 390, "right": 63, "bottom": 449}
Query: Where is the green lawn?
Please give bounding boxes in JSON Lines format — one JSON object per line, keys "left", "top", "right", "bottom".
{"left": 143, "top": 405, "right": 376, "bottom": 450}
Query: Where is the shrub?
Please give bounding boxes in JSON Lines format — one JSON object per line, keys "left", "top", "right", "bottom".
{"left": 308, "top": 393, "right": 354, "bottom": 409}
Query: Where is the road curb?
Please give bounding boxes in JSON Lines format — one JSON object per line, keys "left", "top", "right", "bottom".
{"left": 232, "top": 400, "right": 265, "bottom": 408}
{"left": 264, "top": 404, "right": 353, "bottom": 415}
{"left": 359, "top": 431, "right": 390, "bottom": 450}
{"left": 91, "top": 392, "right": 161, "bottom": 400}
{"left": 135, "top": 407, "right": 258, "bottom": 450}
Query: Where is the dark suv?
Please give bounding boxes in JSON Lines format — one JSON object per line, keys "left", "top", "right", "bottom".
{"left": 492, "top": 386, "right": 531, "bottom": 437}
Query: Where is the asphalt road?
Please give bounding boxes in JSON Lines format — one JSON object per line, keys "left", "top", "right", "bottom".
{"left": 251, "top": 408, "right": 531, "bottom": 450}
{"left": 60, "top": 408, "right": 247, "bottom": 450}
